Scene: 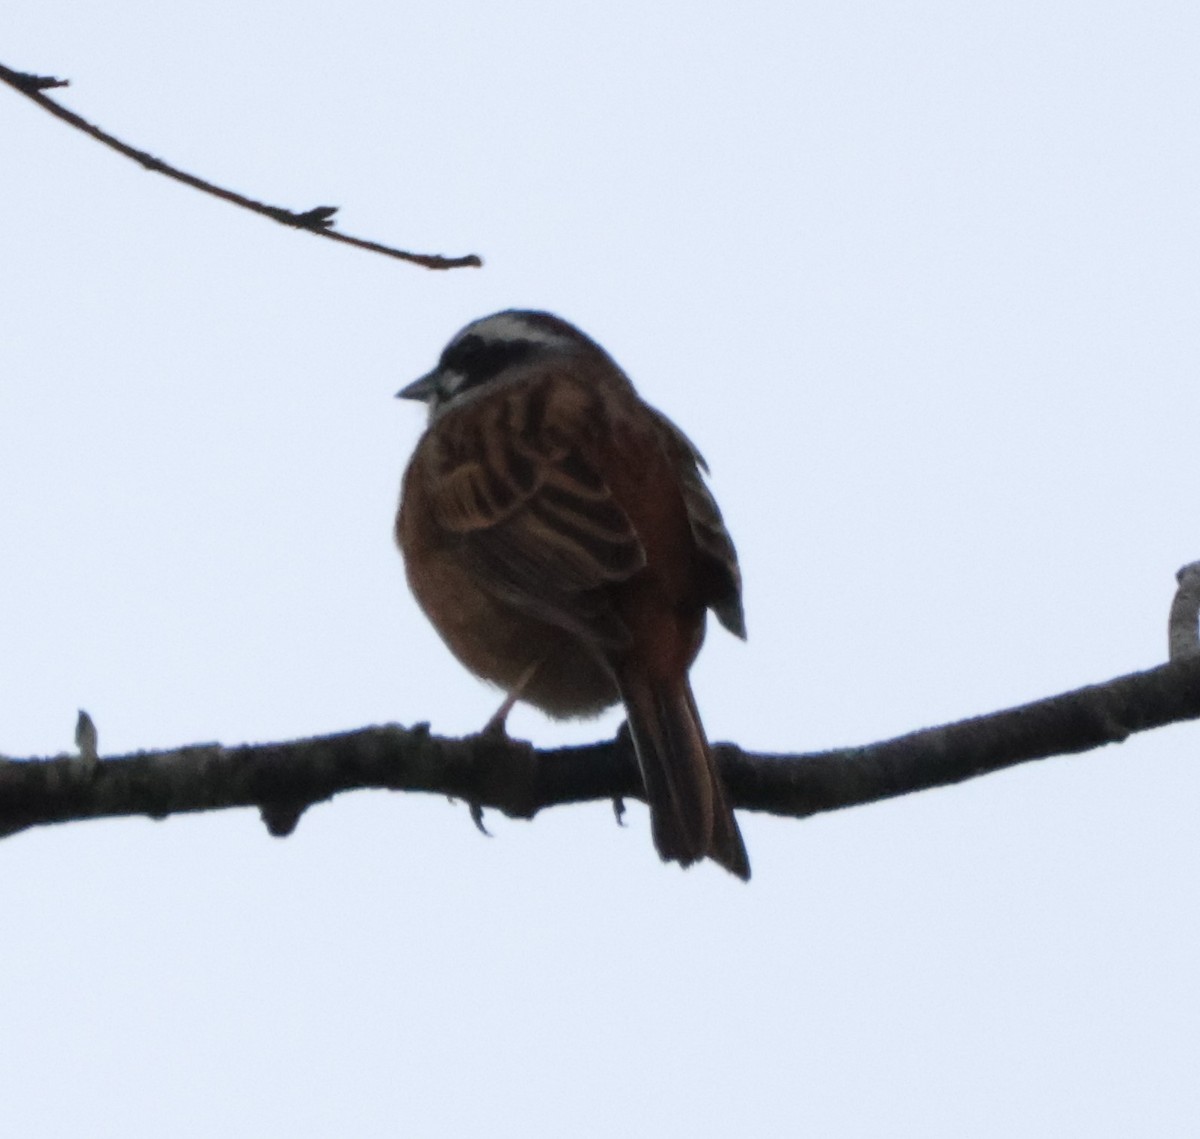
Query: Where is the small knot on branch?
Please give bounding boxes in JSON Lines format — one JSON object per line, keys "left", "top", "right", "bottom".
{"left": 259, "top": 799, "right": 309, "bottom": 837}
{"left": 12, "top": 69, "right": 69, "bottom": 93}
{"left": 1169, "top": 561, "right": 1200, "bottom": 661}
{"left": 74, "top": 709, "right": 99, "bottom": 770}
{"left": 287, "top": 205, "right": 339, "bottom": 231}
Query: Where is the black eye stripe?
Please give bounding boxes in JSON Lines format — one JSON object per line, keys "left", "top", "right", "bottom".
{"left": 440, "top": 334, "right": 483, "bottom": 371}
{"left": 441, "top": 336, "right": 534, "bottom": 394}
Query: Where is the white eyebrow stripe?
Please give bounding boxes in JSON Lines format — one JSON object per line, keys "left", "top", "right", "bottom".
{"left": 459, "top": 312, "right": 569, "bottom": 349}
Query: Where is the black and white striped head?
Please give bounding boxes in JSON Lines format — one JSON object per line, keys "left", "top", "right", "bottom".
{"left": 398, "top": 310, "right": 604, "bottom": 420}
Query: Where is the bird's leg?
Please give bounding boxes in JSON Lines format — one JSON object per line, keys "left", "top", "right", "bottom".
{"left": 481, "top": 691, "right": 521, "bottom": 739}
{"left": 468, "top": 660, "right": 541, "bottom": 835}
{"left": 481, "top": 660, "right": 540, "bottom": 738}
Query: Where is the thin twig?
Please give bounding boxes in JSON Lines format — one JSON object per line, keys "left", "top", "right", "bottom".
{"left": 0, "top": 61, "right": 482, "bottom": 271}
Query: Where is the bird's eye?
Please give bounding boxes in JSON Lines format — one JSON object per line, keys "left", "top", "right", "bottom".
{"left": 442, "top": 335, "right": 533, "bottom": 390}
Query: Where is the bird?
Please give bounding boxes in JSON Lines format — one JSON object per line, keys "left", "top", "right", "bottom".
{"left": 395, "top": 310, "right": 750, "bottom": 879}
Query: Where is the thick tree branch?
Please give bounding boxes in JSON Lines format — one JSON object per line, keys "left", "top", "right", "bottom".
{"left": 0, "top": 60, "right": 482, "bottom": 271}
{"left": 3, "top": 656, "right": 1199, "bottom": 843}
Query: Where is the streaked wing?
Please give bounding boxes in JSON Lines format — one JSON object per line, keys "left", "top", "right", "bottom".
{"left": 426, "top": 382, "right": 646, "bottom": 645}
{"left": 647, "top": 407, "right": 746, "bottom": 639}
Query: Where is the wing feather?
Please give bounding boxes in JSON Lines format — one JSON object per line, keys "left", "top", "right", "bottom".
{"left": 646, "top": 407, "right": 746, "bottom": 638}
{"left": 425, "top": 380, "right": 646, "bottom": 646}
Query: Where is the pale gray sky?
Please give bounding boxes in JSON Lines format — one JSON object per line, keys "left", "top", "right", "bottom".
{"left": 4, "top": 3, "right": 1200, "bottom": 1135}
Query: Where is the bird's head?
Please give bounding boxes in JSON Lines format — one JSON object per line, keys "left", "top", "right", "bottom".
{"left": 397, "top": 310, "right": 603, "bottom": 420}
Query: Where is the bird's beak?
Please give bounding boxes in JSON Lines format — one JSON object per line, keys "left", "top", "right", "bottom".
{"left": 396, "top": 370, "right": 438, "bottom": 401}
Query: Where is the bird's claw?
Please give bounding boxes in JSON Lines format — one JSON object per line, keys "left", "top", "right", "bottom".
{"left": 469, "top": 801, "right": 492, "bottom": 837}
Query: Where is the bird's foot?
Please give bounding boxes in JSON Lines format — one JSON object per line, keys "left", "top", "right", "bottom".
{"left": 467, "top": 800, "right": 492, "bottom": 837}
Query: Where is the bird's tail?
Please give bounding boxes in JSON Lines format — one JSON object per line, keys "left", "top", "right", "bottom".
{"left": 616, "top": 666, "right": 750, "bottom": 880}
